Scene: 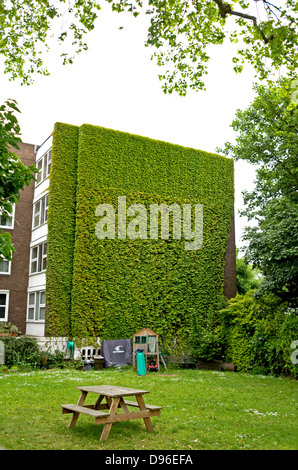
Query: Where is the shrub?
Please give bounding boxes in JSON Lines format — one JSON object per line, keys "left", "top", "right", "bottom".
{"left": 1, "top": 336, "right": 41, "bottom": 368}
{"left": 40, "top": 349, "right": 70, "bottom": 369}
{"left": 189, "top": 302, "right": 226, "bottom": 361}
{"left": 0, "top": 337, "right": 79, "bottom": 370}
{"left": 219, "top": 291, "right": 298, "bottom": 377}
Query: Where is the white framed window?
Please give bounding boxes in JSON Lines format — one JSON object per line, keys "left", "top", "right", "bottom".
{"left": 27, "top": 290, "right": 46, "bottom": 321}
{"left": 36, "top": 149, "right": 51, "bottom": 185}
{"left": 0, "top": 205, "right": 15, "bottom": 229}
{"left": 0, "top": 256, "right": 11, "bottom": 275}
{"left": 46, "top": 149, "right": 52, "bottom": 178}
{"left": 30, "top": 242, "right": 47, "bottom": 274}
{"left": 36, "top": 158, "right": 43, "bottom": 184}
{"left": 0, "top": 290, "right": 9, "bottom": 321}
{"left": 33, "top": 194, "right": 49, "bottom": 229}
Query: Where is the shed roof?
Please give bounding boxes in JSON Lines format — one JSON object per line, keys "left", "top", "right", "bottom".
{"left": 133, "top": 328, "right": 159, "bottom": 337}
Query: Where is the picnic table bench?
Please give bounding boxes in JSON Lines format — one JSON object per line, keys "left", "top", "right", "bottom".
{"left": 61, "top": 385, "right": 162, "bottom": 441}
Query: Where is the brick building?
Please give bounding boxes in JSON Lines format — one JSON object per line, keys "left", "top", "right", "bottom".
{"left": 0, "top": 137, "right": 51, "bottom": 337}
{"left": 0, "top": 143, "right": 36, "bottom": 334}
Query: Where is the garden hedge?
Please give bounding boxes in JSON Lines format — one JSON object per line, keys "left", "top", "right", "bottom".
{"left": 219, "top": 290, "right": 298, "bottom": 377}
{"left": 46, "top": 123, "right": 234, "bottom": 345}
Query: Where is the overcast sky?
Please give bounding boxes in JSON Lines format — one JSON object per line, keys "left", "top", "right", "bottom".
{"left": 0, "top": 7, "right": 259, "bottom": 251}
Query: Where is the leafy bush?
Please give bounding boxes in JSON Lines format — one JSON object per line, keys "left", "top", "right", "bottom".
{"left": 39, "top": 350, "right": 68, "bottom": 369}
{"left": 189, "top": 304, "right": 225, "bottom": 361}
{"left": 219, "top": 291, "right": 298, "bottom": 377}
{"left": 0, "top": 336, "right": 78, "bottom": 370}
{"left": 236, "top": 250, "right": 262, "bottom": 294}
{"left": 1, "top": 336, "right": 41, "bottom": 368}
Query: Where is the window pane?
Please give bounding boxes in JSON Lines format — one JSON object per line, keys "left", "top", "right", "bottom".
{"left": 0, "top": 259, "right": 9, "bottom": 273}
{"left": 44, "top": 195, "right": 49, "bottom": 222}
{"left": 34, "top": 201, "right": 40, "bottom": 215}
{"left": 31, "top": 246, "right": 38, "bottom": 273}
{"left": 0, "top": 294, "right": 6, "bottom": 306}
{"left": 32, "top": 246, "right": 38, "bottom": 259}
{"left": 33, "top": 201, "right": 41, "bottom": 228}
{"left": 31, "top": 260, "right": 37, "bottom": 273}
{"left": 41, "top": 243, "right": 47, "bottom": 271}
{"left": 38, "top": 248, "right": 42, "bottom": 272}
{"left": 28, "top": 292, "right": 35, "bottom": 320}
{"left": 34, "top": 215, "right": 39, "bottom": 228}
{"left": 40, "top": 197, "right": 45, "bottom": 224}
{"left": 35, "top": 293, "right": 40, "bottom": 321}
{"left": 35, "top": 200, "right": 40, "bottom": 212}
{"left": 41, "top": 256, "right": 47, "bottom": 271}
{"left": 40, "top": 291, "right": 46, "bottom": 305}
{"left": 0, "top": 214, "right": 13, "bottom": 227}
{"left": 42, "top": 155, "right": 47, "bottom": 180}
{"left": 31, "top": 243, "right": 47, "bottom": 273}
{"left": 39, "top": 307, "right": 45, "bottom": 320}
{"left": 47, "top": 150, "right": 52, "bottom": 176}
{"left": 0, "top": 306, "right": 5, "bottom": 319}
{"left": 37, "top": 159, "right": 43, "bottom": 183}
{"left": 28, "top": 308, "right": 34, "bottom": 320}
{"left": 0, "top": 293, "right": 7, "bottom": 320}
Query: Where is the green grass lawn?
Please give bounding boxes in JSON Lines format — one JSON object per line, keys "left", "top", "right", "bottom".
{"left": 0, "top": 367, "right": 297, "bottom": 450}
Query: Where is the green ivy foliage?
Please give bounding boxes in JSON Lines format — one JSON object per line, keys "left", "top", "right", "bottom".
{"left": 47, "top": 123, "right": 234, "bottom": 344}
{"left": 46, "top": 122, "right": 79, "bottom": 336}
{"left": 219, "top": 290, "right": 298, "bottom": 377}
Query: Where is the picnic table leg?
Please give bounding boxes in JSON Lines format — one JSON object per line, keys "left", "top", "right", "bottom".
{"left": 136, "top": 395, "right": 154, "bottom": 433}
{"left": 119, "top": 397, "right": 129, "bottom": 413}
{"left": 94, "top": 394, "right": 105, "bottom": 410}
{"left": 100, "top": 396, "right": 120, "bottom": 441}
{"left": 68, "top": 390, "right": 88, "bottom": 429}
{"left": 106, "top": 396, "right": 112, "bottom": 409}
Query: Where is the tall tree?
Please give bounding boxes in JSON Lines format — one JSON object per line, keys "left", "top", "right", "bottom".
{"left": 220, "top": 78, "right": 298, "bottom": 302}
{"left": 0, "top": 1, "right": 297, "bottom": 94}
{"left": 0, "top": 99, "right": 38, "bottom": 260}
{"left": 236, "top": 249, "right": 261, "bottom": 295}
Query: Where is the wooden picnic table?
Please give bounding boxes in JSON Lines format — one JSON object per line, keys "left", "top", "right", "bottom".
{"left": 61, "top": 385, "right": 162, "bottom": 441}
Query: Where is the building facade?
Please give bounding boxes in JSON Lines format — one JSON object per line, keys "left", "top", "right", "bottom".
{"left": 46, "top": 123, "right": 236, "bottom": 342}
{"left": 1, "top": 124, "right": 236, "bottom": 341}
{"left": 0, "top": 142, "right": 36, "bottom": 334}
{"left": 0, "top": 138, "right": 51, "bottom": 337}
{"left": 26, "top": 136, "right": 52, "bottom": 337}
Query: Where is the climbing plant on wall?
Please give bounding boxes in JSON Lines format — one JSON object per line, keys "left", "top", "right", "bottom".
{"left": 46, "top": 123, "right": 78, "bottom": 337}
{"left": 46, "top": 123, "right": 234, "bottom": 344}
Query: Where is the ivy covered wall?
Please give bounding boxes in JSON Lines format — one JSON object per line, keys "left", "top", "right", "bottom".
{"left": 46, "top": 123, "right": 78, "bottom": 336}
{"left": 46, "top": 122, "right": 235, "bottom": 344}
